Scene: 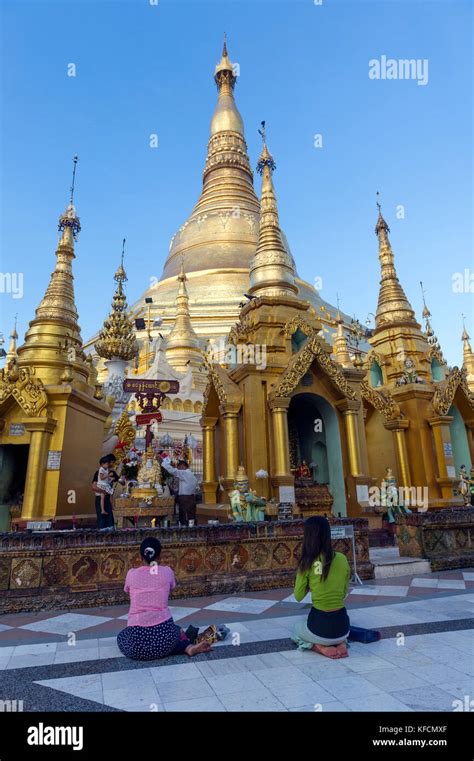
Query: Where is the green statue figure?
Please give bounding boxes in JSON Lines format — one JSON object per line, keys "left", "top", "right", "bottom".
{"left": 381, "top": 467, "right": 412, "bottom": 523}
{"left": 228, "top": 466, "right": 266, "bottom": 522}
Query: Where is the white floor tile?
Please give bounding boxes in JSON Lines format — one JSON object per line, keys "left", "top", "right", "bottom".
{"left": 268, "top": 681, "right": 336, "bottom": 709}
{"left": 156, "top": 676, "right": 215, "bottom": 702}
{"left": 291, "top": 701, "right": 348, "bottom": 712}
{"left": 350, "top": 585, "right": 409, "bottom": 597}
{"left": 207, "top": 671, "right": 267, "bottom": 695}
{"left": 169, "top": 606, "right": 201, "bottom": 621}
{"left": 343, "top": 693, "right": 413, "bottom": 712}
{"left": 20, "top": 613, "right": 112, "bottom": 635}
{"left": 150, "top": 662, "right": 201, "bottom": 684}
{"left": 363, "top": 667, "right": 431, "bottom": 692}
{"left": 219, "top": 687, "right": 286, "bottom": 712}
{"left": 390, "top": 686, "right": 457, "bottom": 711}
{"left": 35, "top": 673, "right": 104, "bottom": 704}
{"left": 282, "top": 592, "right": 312, "bottom": 604}
{"left": 316, "top": 674, "right": 385, "bottom": 701}
{"left": 204, "top": 597, "right": 277, "bottom": 614}
{"left": 164, "top": 696, "right": 226, "bottom": 712}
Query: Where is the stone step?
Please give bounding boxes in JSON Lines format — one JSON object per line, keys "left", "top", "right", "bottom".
{"left": 369, "top": 547, "right": 431, "bottom": 578}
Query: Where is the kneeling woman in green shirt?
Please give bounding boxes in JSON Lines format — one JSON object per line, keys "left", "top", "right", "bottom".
{"left": 292, "top": 516, "right": 351, "bottom": 659}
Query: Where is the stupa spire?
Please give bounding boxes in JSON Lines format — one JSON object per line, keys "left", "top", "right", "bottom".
{"left": 461, "top": 316, "right": 474, "bottom": 392}
{"left": 374, "top": 193, "right": 417, "bottom": 331}
{"left": 95, "top": 239, "right": 138, "bottom": 361}
{"left": 249, "top": 123, "right": 297, "bottom": 298}
{"left": 165, "top": 259, "right": 202, "bottom": 373}
{"left": 332, "top": 300, "right": 353, "bottom": 368}
{"left": 160, "top": 35, "right": 259, "bottom": 281}
{"left": 5, "top": 316, "right": 18, "bottom": 366}
{"left": 18, "top": 156, "right": 90, "bottom": 386}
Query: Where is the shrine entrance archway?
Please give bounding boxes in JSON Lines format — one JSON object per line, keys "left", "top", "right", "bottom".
{"left": 288, "top": 393, "right": 346, "bottom": 516}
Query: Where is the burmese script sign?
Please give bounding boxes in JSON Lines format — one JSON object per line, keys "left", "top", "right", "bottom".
{"left": 135, "top": 412, "right": 163, "bottom": 426}
{"left": 123, "top": 379, "right": 180, "bottom": 394}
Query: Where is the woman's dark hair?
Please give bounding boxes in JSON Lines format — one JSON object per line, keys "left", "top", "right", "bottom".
{"left": 298, "top": 516, "right": 334, "bottom": 581}
{"left": 140, "top": 537, "right": 162, "bottom": 564}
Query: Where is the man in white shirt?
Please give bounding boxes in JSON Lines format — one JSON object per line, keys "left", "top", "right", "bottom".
{"left": 161, "top": 456, "right": 198, "bottom": 525}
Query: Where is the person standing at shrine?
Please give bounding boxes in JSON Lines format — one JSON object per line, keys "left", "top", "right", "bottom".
{"left": 160, "top": 455, "right": 197, "bottom": 525}
{"left": 92, "top": 454, "right": 122, "bottom": 530}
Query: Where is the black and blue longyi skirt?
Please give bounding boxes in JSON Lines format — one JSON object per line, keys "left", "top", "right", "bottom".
{"left": 117, "top": 617, "right": 190, "bottom": 661}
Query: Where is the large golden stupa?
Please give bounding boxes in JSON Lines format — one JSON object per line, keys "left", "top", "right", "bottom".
{"left": 123, "top": 38, "right": 340, "bottom": 350}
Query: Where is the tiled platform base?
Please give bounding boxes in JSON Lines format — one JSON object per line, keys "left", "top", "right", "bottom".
{"left": 0, "top": 567, "right": 472, "bottom": 712}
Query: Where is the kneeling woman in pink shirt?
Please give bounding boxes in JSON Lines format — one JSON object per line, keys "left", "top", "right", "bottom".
{"left": 117, "top": 537, "right": 211, "bottom": 660}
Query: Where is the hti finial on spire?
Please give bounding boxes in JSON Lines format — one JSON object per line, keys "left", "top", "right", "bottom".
{"left": 70, "top": 155, "right": 79, "bottom": 205}
{"left": 58, "top": 156, "right": 81, "bottom": 239}
{"left": 257, "top": 121, "right": 276, "bottom": 175}
{"left": 420, "top": 280, "right": 430, "bottom": 318}
{"left": 223, "top": 32, "right": 227, "bottom": 57}
{"left": 375, "top": 191, "right": 390, "bottom": 235}
{"left": 114, "top": 238, "right": 128, "bottom": 284}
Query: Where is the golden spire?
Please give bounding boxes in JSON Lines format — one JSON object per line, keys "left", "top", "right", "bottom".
{"left": 95, "top": 239, "right": 138, "bottom": 361}
{"left": 420, "top": 281, "right": 443, "bottom": 358}
{"left": 461, "top": 316, "right": 474, "bottom": 392}
{"left": 332, "top": 304, "right": 353, "bottom": 368}
{"left": 374, "top": 193, "right": 417, "bottom": 331}
{"left": 5, "top": 316, "right": 18, "bottom": 365}
{"left": 249, "top": 123, "right": 298, "bottom": 298}
{"left": 18, "top": 156, "right": 90, "bottom": 386}
{"left": 160, "top": 35, "right": 259, "bottom": 281}
{"left": 165, "top": 259, "right": 202, "bottom": 373}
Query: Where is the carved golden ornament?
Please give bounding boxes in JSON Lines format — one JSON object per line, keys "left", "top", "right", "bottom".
{"left": 360, "top": 379, "right": 402, "bottom": 422}
{"left": 201, "top": 359, "right": 242, "bottom": 416}
{"left": 271, "top": 334, "right": 356, "bottom": 400}
{"left": 282, "top": 315, "right": 317, "bottom": 339}
{"left": 0, "top": 364, "right": 48, "bottom": 417}
{"left": 228, "top": 317, "right": 252, "bottom": 346}
{"left": 113, "top": 411, "right": 136, "bottom": 463}
{"left": 431, "top": 367, "right": 474, "bottom": 416}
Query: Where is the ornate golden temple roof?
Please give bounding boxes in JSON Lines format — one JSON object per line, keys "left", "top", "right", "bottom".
{"left": 95, "top": 244, "right": 138, "bottom": 361}
{"left": 374, "top": 199, "right": 418, "bottom": 331}
{"left": 249, "top": 126, "right": 298, "bottom": 298}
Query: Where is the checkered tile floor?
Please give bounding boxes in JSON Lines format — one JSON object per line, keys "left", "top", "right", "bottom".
{"left": 0, "top": 568, "right": 473, "bottom": 645}
{"left": 0, "top": 567, "right": 473, "bottom": 712}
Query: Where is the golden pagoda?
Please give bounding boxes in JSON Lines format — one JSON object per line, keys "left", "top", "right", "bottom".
{"left": 0, "top": 158, "right": 110, "bottom": 522}
{"left": 84, "top": 37, "right": 346, "bottom": 367}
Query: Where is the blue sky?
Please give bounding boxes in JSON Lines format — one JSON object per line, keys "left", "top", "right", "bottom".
{"left": 1, "top": 0, "right": 472, "bottom": 366}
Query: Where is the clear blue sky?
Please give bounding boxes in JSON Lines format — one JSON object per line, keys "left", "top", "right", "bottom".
{"left": 1, "top": 0, "right": 472, "bottom": 366}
